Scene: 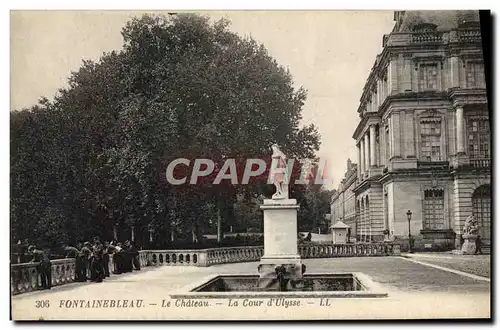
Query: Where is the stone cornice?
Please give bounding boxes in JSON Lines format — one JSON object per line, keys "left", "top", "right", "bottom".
{"left": 352, "top": 175, "right": 382, "bottom": 194}
{"left": 353, "top": 179, "right": 370, "bottom": 194}
{"left": 377, "top": 91, "right": 450, "bottom": 118}
{"left": 448, "top": 88, "right": 488, "bottom": 108}
{"left": 352, "top": 112, "right": 381, "bottom": 141}
{"left": 377, "top": 167, "right": 454, "bottom": 185}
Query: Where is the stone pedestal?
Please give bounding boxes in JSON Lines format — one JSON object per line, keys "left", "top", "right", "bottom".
{"left": 258, "top": 199, "right": 305, "bottom": 291}
{"left": 461, "top": 234, "right": 477, "bottom": 255}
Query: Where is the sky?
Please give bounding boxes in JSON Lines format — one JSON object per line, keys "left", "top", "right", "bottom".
{"left": 10, "top": 10, "right": 396, "bottom": 189}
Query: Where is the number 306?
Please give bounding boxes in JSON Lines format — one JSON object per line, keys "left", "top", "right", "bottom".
{"left": 35, "top": 300, "right": 50, "bottom": 308}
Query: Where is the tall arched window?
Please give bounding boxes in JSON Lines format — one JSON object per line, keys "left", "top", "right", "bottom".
{"left": 472, "top": 185, "right": 491, "bottom": 240}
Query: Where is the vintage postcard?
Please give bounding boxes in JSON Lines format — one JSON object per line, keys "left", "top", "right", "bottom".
{"left": 10, "top": 9, "right": 491, "bottom": 321}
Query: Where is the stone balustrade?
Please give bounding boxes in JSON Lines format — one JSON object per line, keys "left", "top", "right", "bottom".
{"left": 384, "top": 28, "right": 480, "bottom": 47}
{"left": 470, "top": 158, "right": 490, "bottom": 168}
{"left": 411, "top": 31, "right": 443, "bottom": 44}
{"left": 139, "top": 246, "right": 264, "bottom": 267}
{"left": 457, "top": 28, "right": 482, "bottom": 43}
{"left": 11, "top": 259, "right": 76, "bottom": 295}
{"left": 205, "top": 246, "right": 264, "bottom": 266}
{"left": 12, "top": 243, "right": 400, "bottom": 295}
{"left": 139, "top": 243, "right": 400, "bottom": 267}
{"left": 299, "top": 243, "right": 401, "bottom": 258}
{"left": 144, "top": 249, "right": 206, "bottom": 267}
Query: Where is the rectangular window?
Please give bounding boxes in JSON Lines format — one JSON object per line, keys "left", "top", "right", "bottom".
{"left": 420, "top": 121, "right": 441, "bottom": 161}
{"left": 466, "top": 61, "right": 486, "bottom": 88}
{"left": 418, "top": 64, "right": 438, "bottom": 91}
{"left": 423, "top": 190, "right": 445, "bottom": 230}
{"left": 467, "top": 118, "right": 490, "bottom": 159}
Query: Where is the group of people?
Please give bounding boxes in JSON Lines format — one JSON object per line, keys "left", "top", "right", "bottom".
{"left": 25, "top": 237, "right": 142, "bottom": 290}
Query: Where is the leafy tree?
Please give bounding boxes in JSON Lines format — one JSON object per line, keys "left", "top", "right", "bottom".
{"left": 10, "top": 13, "right": 321, "bottom": 247}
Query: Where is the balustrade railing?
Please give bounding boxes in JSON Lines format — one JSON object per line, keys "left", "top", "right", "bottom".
{"left": 139, "top": 243, "right": 400, "bottom": 267}
{"left": 470, "top": 158, "right": 490, "bottom": 168}
{"left": 205, "top": 246, "right": 263, "bottom": 266}
{"left": 299, "top": 243, "right": 401, "bottom": 258}
{"left": 458, "top": 29, "right": 481, "bottom": 43}
{"left": 411, "top": 31, "right": 443, "bottom": 44}
{"left": 11, "top": 259, "right": 76, "bottom": 295}
{"left": 12, "top": 243, "right": 400, "bottom": 295}
{"left": 145, "top": 249, "right": 206, "bottom": 267}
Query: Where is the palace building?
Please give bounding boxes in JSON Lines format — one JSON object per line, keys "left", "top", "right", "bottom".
{"left": 330, "top": 159, "right": 357, "bottom": 238}
{"left": 350, "top": 10, "right": 491, "bottom": 250}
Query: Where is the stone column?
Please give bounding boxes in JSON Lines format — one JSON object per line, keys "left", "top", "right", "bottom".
{"left": 364, "top": 132, "right": 370, "bottom": 173}
{"left": 404, "top": 111, "right": 415, "bottom": 157}
{"left": 357, "top": 143, "right": 362, "bottom": 179}
{"left": 456, "top": 106, "right": 465, "bottom": 154}
{"left": 380, "top": 124, "right": 386, "bottom": 167}
{"left": 388, "top": 57, "right": 399, "bottom": 94}
{"left": 360, "top": 138, "right": 365, "bottom": 176}
{"left": 391, "top": 112, "right": 401, "bottom": 158}
{"left": 360, "top": 200, "right": 364, "bottom": 241}
{"left": 450, "top": 56, "right": 460, "bottom": 88}
{"left": 370, "top": 125, "right": 376, "bottom": 167}
{"left": 400, "top": 55, "right": 412, "bottom": 92}
{"left": 377, "top": 79, "right": 383, "bottom": 106}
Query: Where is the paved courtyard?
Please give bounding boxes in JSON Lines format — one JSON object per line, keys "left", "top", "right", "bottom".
{"left": 12, "top": 257, "right": 490, "bottom": 320}
{"left": 402, "top": 253, "right": 491, "bottom": 278}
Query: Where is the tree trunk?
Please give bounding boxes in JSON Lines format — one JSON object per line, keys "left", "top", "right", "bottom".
{"left": 191, "top": 217, "right": 198, "bottom": 243}
{"left": 217, "top": 205, "right": 223, "bottom": 243}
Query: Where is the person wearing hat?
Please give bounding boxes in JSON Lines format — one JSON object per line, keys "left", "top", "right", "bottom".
{"left": 64, "top": 244, "right": 86, "bottom": 282}
{"left": 28, "top": 245, "right": 52, "bottom": 290}
{"left": 102, "top": 241, "right": 111, "bottom": 278}
{"left": 90, "top": 237, "right": 105, "bottom": 282}
{"left": 122, "top": 241, "right": 133, "bottom": 273}
{"left": 129, "top": 241, "right": 141, "bottom": 271}
{"left": 80, "top": 242, "right": 92, "bottom": 281}
{"left": 112, "top": 242, "right": 124, "bottom": 274}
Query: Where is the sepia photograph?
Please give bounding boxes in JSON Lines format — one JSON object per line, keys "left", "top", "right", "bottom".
{"left": 9, "top": 8, "right": 492, "bottom": 321}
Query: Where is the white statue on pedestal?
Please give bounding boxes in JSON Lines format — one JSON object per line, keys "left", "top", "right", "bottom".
{"left": 270, "top": 144, "right": 289, "bottom": 200}
{"left": 461, "top": 215, "right": 479, "bottom": 254}
{"left": 463, "top": 215, "right": 479, "bottom": 235}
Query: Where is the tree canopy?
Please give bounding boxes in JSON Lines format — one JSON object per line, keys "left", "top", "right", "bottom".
{"left": 10, "top": 13, "right": 325, "bottom": 248}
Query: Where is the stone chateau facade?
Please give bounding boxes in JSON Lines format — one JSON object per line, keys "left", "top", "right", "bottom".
{"left": 330, "top": 159, "right": 357, "bottom": 238}
{"left": 332, "top": 10, "right": 491, "bottom": 250}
